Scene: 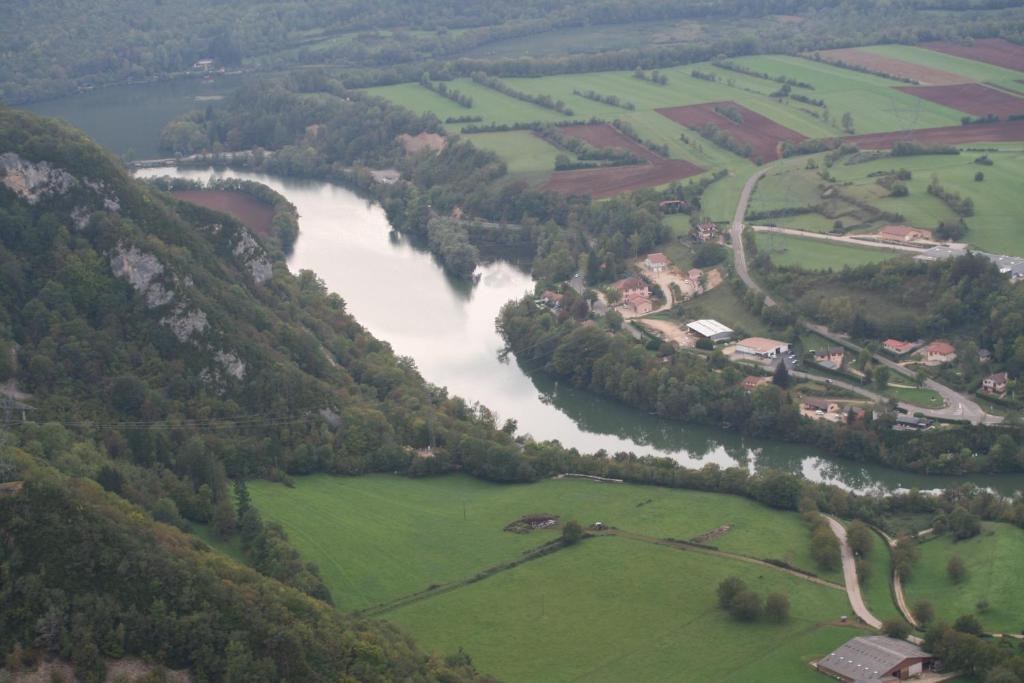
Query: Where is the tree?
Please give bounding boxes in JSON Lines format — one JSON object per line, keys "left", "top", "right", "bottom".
{"left": 947, "top": 554, "right": 967, "bottom": 584}
{"left": 729, "top": 590, "right": 763, "bottom": 621}
{"left": 974, "top": 171, "right": 984, "bottom": 182}
{"left": 772, "top": 361, "right": 790, "bottom": 388}
{"left": 913, "top": 599, "right": 935, "bottom": 626}
{"left": 873, "top": 366, "right": 890, "bottom": 391}
{"left": 893, "top": 536, "right": 919, "bottom": 581}
{"left": 948, "top": 507, "right": 981, "bottom": 541}
{"left": 605, "top": 309, "right": 623, "bottom": 331}
{"left": 841, "top": 112, "right": 855, "bottom": 133}
{"left": 561, "top": 519, "right": 583, "bottom": 545}
{"left": 848, "top": 521, "right": 873, "bottom": 557}
{"left": 856, "top": 558, "right": 872, "bottom": 585}
{"left": 882, "top": 618, "right": 911, "bottom": 639}
{"left": 717, "top": 576, "right": 748, "bottom": 609}
{"left": 764, "top": 593, "right": 790, "bottom": 622}
{"left": 953, "top": 614, "right": 983, "bottom": 636}
{"left": 811, "top": 524, "right": 841, "bottom": 571}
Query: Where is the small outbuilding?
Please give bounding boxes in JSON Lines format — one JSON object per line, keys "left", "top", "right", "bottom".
{"left": 815, "top": 636, "right": 935, "bottom": 682}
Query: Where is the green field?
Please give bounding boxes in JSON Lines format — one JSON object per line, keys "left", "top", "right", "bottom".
{"left": 687, "top": 282, "right": 776, "bottom": 337}
{"left": 246, "top": 474, "right": 845, "bottom": 612}
{"left": 855, "top": 526, "right": 903, "bottom": 624}
{"left": 903, "top": 523, "right": 1024, "bottom": 633}
{"left": 753, "top": 232, "right": 903, "bottom": 270}
{"left": 464, "top": 130, "right": 564, "bottom": 183}
{"left": 389, "top": 535, "right": 857, "bottom": 682}
{"left": 885, "top": 385, "right": 945, "bottom": 409}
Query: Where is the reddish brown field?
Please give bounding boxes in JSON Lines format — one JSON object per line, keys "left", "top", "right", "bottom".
{"left": 815, "top": 48, "right": 969, "bottom": 85}
{"left": 541, "top": 123, "right": 703, "bottom": 197}
{"left": 558, "top": 123, "right": 662, "bottom": 163}
{"left": 173, "top": 190, "right": 274, "bottom": 238}
{"left": 844, "top": 119, "right": 1024, "bottom": 149}
{"left": 543, "top": 161, "right": 705, "bottom": 198}
{"left": 921, "top": 39, "right": 1024, "bottom": 73}
{"left": 896, "top": 83, "right": 1024, "bottom": 117}
{"left": 655, "top": 101, "right": 805, "bottom": 161}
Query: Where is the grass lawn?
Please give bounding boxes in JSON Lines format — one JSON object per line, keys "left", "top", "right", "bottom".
{"left": 388, "top": 535, "right": 858, "bottom": 682}
{"left": 464, "top": 130, "right": 561, "bottom": 184}
{"left": 885, "top": 385, "right": 945, "bottom": 409}
{"left": 854, "top": 526, "right": 903, "bottom": 624}
{"left": 687, "top": 281, "right": 775, "bottom": 338}
{"left": 827, "top": 149, "right": 1024, "bottom": 256}
{"left": 903, "top": 522, "right": 1024, "bottom": 633}
{"left": 753, "top": 232, "right": 903, "bottom": 270}
{"left": 190, "top": 522, "right": 247, "bottom": 565}
{"left": 247, "top": 473, "right": 842, "bottom": 611}
{"left": 729, "top": 55, "right": 965, "bottom": 133}
{"left": 748, "top": 166, "right": 824, "bottom": 215}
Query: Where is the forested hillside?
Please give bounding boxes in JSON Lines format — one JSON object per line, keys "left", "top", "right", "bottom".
{"left": 0, "top": 452, "right": 492, "bottom": 683}
{"left": 4, "top": 0, "right": 1024, "bottom": 103}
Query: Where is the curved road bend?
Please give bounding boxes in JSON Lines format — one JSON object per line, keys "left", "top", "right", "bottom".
{"left": 824, "top": 516, "right": 882, "bottom": 629}
{"left": 729, "top": 166, "right": 1000, "bottom": 426}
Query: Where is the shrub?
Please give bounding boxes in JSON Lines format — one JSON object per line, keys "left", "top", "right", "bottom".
{"left": 882, "top": 618, "right": 911, "bottom": 639}
{"left": 848, "top": 521, "right": 873, "bottom": 557}
{"left": 953, "top": 614, "right": 984, "bottom": 636}
{"left": 913, "top": 599, "right": 935, "bottom": 626}
{"left": 729, "top": 590, "right": 763, "bottom": 621}
{"left": 811, "top": 524, "right": 840, "bottom": 571}
{"left": 562, "top": 519, "right": 584, "bottom": 545}
{"left": 947, "top": 554, "right": 967, "bottom": 584}
{"left": 717, "top": 576, "right": 747, "bottom": 609}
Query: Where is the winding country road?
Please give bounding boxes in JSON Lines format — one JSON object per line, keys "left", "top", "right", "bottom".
{"left": 728, "top": 166, "right": 1001, "bottom": 426}
{"left": 824, "top": 516, "right": 882, "bottom": 629}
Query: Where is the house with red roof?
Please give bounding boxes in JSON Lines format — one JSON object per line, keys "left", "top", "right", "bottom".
{"left": 644, "top": 252, "right": 670, "bottom": 272}
{"left": 923, "top": 341, "right": 956, "bottom": 364}
{"left": 883, "top": 339, "right": 914, "bottom": 356}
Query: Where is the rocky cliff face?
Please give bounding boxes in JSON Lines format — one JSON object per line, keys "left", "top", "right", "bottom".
{"left": 3, "top": 152, "right": 250, "bottom": 382}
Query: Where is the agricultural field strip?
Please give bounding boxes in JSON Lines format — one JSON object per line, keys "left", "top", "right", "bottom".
{"left": 918, "top": 38, "right": 1024, "bottom": 74}
{"left": 861, "top": 44, "right": 1024, "bottom": 85}
{"left": 895, "top": 83, "right": 1024, "bottom": 118}
{"left": 813, "top": 47, "right": 970, "bottom": 85}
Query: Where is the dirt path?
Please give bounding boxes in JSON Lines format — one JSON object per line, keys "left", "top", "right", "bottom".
{"left": 824, "top": 515, "right": 882, "bottom": 629}
{"left": 600, "top": 529, "right": 844, "bottom": 591}
{"left": 636, "top": 318, "right": 696, "bottom": 346}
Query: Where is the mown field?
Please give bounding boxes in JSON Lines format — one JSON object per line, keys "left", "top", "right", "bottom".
{"left": 902, "top": 522, "right": 1024, "bottom": 634}
{"left": 752, "top": 232, "right": 903, "bottom": 270}
{"left": 389, "top": 535, "right": 857, "bottom": 682}
{"left": 246, "top": 474, "right": 845, "bottom": 613}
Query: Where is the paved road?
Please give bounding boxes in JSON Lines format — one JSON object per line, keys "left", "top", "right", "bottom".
{"left": 729, "top": 167, "right": 774, "bottom": 305}
{"left": 805, "top": 324, "right": 1000, "bottom": 425}
{"left": 824, "top": 515, "right": 882, "bottom": 629}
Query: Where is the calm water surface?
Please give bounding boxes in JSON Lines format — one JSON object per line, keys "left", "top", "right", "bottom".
{"left": 136, "top": 167, "right": 1024, "bottom": 495}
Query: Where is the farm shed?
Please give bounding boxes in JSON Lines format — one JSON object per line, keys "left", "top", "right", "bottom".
{"left": 735, "top": 337, "right": 790, "bottom": 358}
{"left": 815, "top": 636, "right": 934, "bottom": 682}
{"left": 686, "top": 319, "right": 734, "bottom": 342}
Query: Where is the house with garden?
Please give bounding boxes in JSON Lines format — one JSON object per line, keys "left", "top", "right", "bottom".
{"left": 981, "top": 371, "right": 1008, "bottom": 394}
{"left": 883, "top": 339, "right": 914, "bottom": 355}
{"left": 612, "top": 277, "right": 649, "bottom": 298}
{"left": 644, "top": 252, "right": 670, "bottom": 272}
{"left": 923, "top": 341, "right": 956, "bottom": 364}
{"left": 814, "top": 347, "right": 845, "bottom": 369}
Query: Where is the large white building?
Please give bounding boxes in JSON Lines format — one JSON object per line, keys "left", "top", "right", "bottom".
{"left": 686, "top": 319, "right": 734, "bottom": 342}
{"left": 735, "top": 337, "right": 790, "bottom": 358}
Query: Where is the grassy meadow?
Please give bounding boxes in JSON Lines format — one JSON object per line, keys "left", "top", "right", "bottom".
{"left": 855, "top": 526, "right": 903, "bottom": 624}
{"left": 246, "top": 474, "right": 845, "bottom": 612}
{"left": 753, "top": 232, "right": 903, "bottom": 270}
{"left": 388, "top": 535, "right": 856, "bottom": 682}
{"left": 903, "top": 523, "right": 1024, "bottom": 633}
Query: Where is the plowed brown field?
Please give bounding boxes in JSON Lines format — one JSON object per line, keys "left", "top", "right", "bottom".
{"left": 844, "top": 119, "right": 1024, "bottom": 148}
{"left": 921, "top": 39, "right": 1024, "bottom": 73}
{"left": 173, "top": 190, "right": 274, "bottom": 237}
{"left": 814, "top": 48, "right": 969, "bottom": 85}
{"left": 541, "top": 123, "right": 704, "bottom": 197}
{"left": 896, "top": 83, "right": 1024, "bottom": 117}
{"left": 655, "top": 101, "right": 805, "bottom": 161}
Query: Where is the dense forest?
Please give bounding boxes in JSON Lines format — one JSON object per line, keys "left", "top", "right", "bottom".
{"left": 751, "top": 251, "right": 1024, "bottom": 379}
{"left": 4, "top": 0, "right": 1024, "bottom": 103}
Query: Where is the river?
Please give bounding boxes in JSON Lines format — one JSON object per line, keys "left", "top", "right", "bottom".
{"left": 134, "top": 166, "right": 1024, "bottom": 495}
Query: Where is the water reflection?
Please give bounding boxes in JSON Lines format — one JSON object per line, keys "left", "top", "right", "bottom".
{"left": 135, "top": 166, "right": 1024, "bottom": 496}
